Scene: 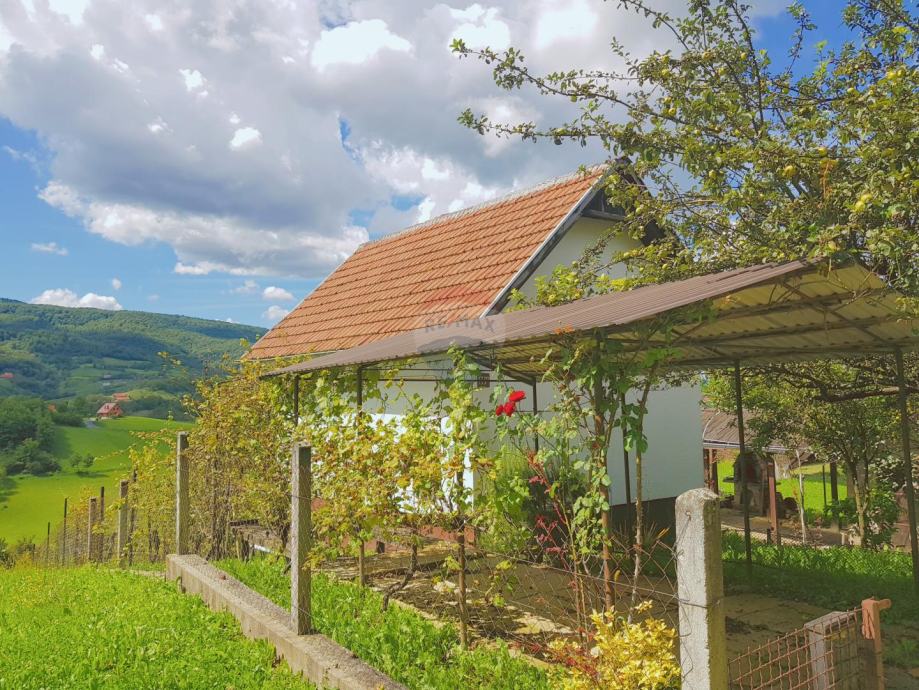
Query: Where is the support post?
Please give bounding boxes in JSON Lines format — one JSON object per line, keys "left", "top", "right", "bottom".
{"left": 117, "top": 479, "right": 130, "bottom": 565}
{"left": 531, "top": 381, "right": 539, "bottom": 453}
{"left": 45, "top": 522, "right": 51, "bottom": 566}
{"left": 60, "top": 497, "right": 68, "bottom": 566}
{"left": 830, "top": 461, "right": 840, "bottom": 528}
{"left": 620, "top": 392, "right": 634, "bottom": 549}
{"left": 676, "top": 488, "right": 728, "bottom": 690}
{"left": 291, "top": 443, "right": 313, "bottom": 634}
{"left": 355, "top": 366, "right": 370, "bottom": 579}
{"left": 711, "top": 453, "right": 719, "bottom": 496}
{"left": 455, "top": 469, "right": 469, "bottom": 649}
{"left": 175, "top": 432, "right": 189, "bottom": 555}
{"left": 767, "top": 458, "right": 781, "bottom": 546}
{"left": 292, "top": 374, "right": 300, "bottom": 423}
{"left": 733, "top": 361, "right": 752, "bottom": 571}
{"left": 87, "top": 497, "right": 98, "bottom": 563}
{"left": 894, "top": 348, "right": 919, "bottom": 593}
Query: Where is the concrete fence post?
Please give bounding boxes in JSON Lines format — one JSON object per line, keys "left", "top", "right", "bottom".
{"left": 676, "top": 488, "right": 728, "bottom": 690}
{"left": 291, "top": 443, "right": 312, "bottom": 634}
{"left": 87, "top": 497, "right": 98, "bottom": 563}
{"left": 117, "top": 479, "right": 130, "bottom": 565}
{"left": 176, "top": 432, "right": 189, "bottom": 555}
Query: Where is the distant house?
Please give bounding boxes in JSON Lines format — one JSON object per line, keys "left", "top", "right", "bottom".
{"left": 112, "top": 392, "right": 130, "bottom": 401}
{"left": 0, "top": 372, "right": 13, "bottom": 379}
{"left": 47, "top": 404, "right": 57, "bottom": 413}
{"left": 96, "top": 402, "right": 123, "bottom": 419}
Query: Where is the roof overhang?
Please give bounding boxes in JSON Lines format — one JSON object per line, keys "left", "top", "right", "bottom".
{"left": 265, "top": 260, "right": 919, "bottom": 380}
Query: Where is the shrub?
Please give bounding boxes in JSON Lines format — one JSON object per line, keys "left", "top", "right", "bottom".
{"left": 217, "top": 555, "right": 551, "bottom": 690}
{"left": 548, "top": 602, "right": 680, "bottom": 690}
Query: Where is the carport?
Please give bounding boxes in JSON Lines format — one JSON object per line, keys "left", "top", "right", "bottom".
{"left": 267, "top": 259, "right": 919, "bottom": 590}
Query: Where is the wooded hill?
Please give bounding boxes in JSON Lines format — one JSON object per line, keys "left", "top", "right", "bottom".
{"left": 0, "top": 299, "right": 264, "bottom": 402}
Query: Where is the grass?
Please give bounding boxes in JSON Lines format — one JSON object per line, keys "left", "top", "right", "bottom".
{"left": 0, "top": 416, "right": 192, "bottom": 544}
{"left": 722, "top": 531, "right": 918, "bottom": 625}
{"left": 717, "top": 460, "right": 848, "bottom": 513}
{"left": 217, "top": 556, "right": 551, "bottom": 690}
{"left": 0, "top": 566, "right": 312, "bottom": 688}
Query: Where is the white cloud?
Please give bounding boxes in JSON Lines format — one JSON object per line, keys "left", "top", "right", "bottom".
{"left": 229, "top": 127, "right": 262, "bottom": 150}
{"left": 224, "top": 317, "right": 236, "bottom": 323}
{"left": 450, "top": 5, "right": 510, "bottom": 50}
{"left": 145, "top": 14, "right": 163, "bottom": 31}
{"left": 311, "top": 19, "right": 411, "bottom": 71}
{"left": 262, "top": 285, "right": 294, "bottom": 301}
{"left": 232, "top": 279, "right": 260, "bottom": 294}
{"left": 30, "top": 241, "right": 68, "bottom": 256}
{"left": 263, "top": 305, "right": 290, "bottom": 323}
{"left": 533, "top": 0, "right": 598, "bottom": 50}
{"left": 89, "top": 44, "right": 105, "bottom": 61}
{"left": 31, "top": 288, "right": 123, "bottom": 311}
{"left": 179, "top": 68, "right": 205, "bottom": 92}
{"left": 111, "top": 277, "right": 122, "bottom": 290}
{"left": 148, "top": 293, "right": 160, "bottom": 302}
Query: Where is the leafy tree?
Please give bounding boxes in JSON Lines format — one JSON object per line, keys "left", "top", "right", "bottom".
{"left": 453, "top": 0, "right": 919, "bottom": 293}
{"left": 6, "top": 438, "right": 60, "bottom": 475}
{"left": 68, "top": 453, "right": 95, "bottom": 474}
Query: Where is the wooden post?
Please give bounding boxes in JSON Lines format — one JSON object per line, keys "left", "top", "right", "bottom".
{"left": 767, "top": 458, "right": 781, "bottom": 546}
{"left": 532, "top": 381, "right": 540, "bottom": 454}
{"left": 87, "top": 497, "right": 98, "bottom": 563}
{"left": 117, "top": 479, "right": 130, "bottom": 565}
{"left": 733, "top": 361, "right": 752, "bottom": 572}
{"left": 822, "top": 463, "right": 827, "bottom": 510}
{"left": 175, "top": 432, "right": 189, "bottom": 555}
{"left": 620, "top": 392, "right": 634, "bottom": 549}
{"left": 711, "top": 453, "right": 720, "bottom": 496}
{"left": 45, "top": 522, "right": 51, "bottom": 566}
{"left": 894, "top": 349, "right": 919, "bottom": 593}
{"left": 60, "top": 497, "right": 68, "bottom": 565}
{"left": 291, "top": 443, "right": 313, "bottom": 634}
{"left": 455, "top": 469, "right": 469, "bottom": 648}
{"left": 830, "top": 461, "right": 840, "bottom": 528}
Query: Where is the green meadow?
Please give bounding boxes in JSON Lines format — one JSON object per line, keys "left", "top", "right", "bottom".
{"left": 0, "top": 416, "right": 191, "bottom": 544}
{"left": 716, "top": 459, "right": 847, "bottom": 513}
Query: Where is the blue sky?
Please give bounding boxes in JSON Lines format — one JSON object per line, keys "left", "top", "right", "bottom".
{"left": 0, "top": 1, "right": 851, "bottom": 327}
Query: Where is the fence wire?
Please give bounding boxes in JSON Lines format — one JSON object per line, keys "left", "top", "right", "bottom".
{"left": 728, "top": 608, "right": 867, "bottom": 690}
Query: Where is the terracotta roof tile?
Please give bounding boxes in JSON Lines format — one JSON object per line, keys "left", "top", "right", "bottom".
{"left": 249, "top": 168, "right": 603, "bottom": 359}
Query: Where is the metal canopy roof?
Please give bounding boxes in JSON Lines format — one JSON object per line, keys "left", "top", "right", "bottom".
{"left": 265, "top": 260, "right": 919, "bottom": 380}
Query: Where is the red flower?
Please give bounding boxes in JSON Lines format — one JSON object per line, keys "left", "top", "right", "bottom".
{"left": 503, "top": 401, "right": 516, "bottom": 416}
{"left": 508, "top": 390, "right": 526, "bottom": 403}
{"left": 495, "top": 404, "right": 504, "bottom": 416}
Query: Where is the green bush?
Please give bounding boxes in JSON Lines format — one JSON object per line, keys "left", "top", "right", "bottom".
{"left": 0, "top": 566, "right": 312, "bottom": 688}
{"left": 722, "top": 531, "right": 917, "bottom": 624}
{"left": 217, "top": 556, "right": 551, "bottom": 690}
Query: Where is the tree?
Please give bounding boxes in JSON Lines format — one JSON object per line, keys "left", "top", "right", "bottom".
{"left": 69, "top": 453, "right": 95, "bottom": 474}
{"left": 452, "top": 0, "right": 919, "bottom": 293}
{"left": 707, "top": 366, "right": 899, "bottom": 546}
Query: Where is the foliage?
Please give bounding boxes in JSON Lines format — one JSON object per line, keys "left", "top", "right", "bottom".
{"left": 67, "top": 452, "right": 95, "bottom": 474}
{"left": 0, "top": 538, "right": 11, "bottom": 568}
{"left": 218, "top": 555, "right": 550, "bottom": 690}
{"left": 0, "top": 396, "right": 55, "bottom": 475}
{"left": 825, "top": 489, "right": 900, "bottom": 548}
{"left": 548, "top": 602, "right": 680, "bottom": 690}
{"left": 453, "top": 1, "right": 919, "bottom": 295}
{"left": 0, "top": 566, "right": 311, "bottom": 688}
{"left": 0, "top": 298, "right": 262, "bottom": 404}
{"left": 722, "top": 530, "right": 918, "bottom": 624}
{"left": 706, "top": 367, "right": 900, "bottom": 546}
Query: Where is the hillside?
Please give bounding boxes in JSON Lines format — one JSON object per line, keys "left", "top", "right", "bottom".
{"left": 0, "top": 299, "right": 264, "bottom": 401}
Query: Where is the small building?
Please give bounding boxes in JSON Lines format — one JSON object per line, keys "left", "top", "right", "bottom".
{"left": 112, "top": 392, "right": 130, "bottom": 401}
{"left": 96, "top": 402, "right": 123, "bottom": 419}
{"left": 0, "top": 372, "right": 13, "bottom": 379}
{"left": 250, "top": 166, "right": 704, "bottom": 529}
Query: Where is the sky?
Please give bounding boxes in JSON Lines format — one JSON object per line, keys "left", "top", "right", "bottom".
{"left": 0, "top": 0, "right": 850, "bottom": 327}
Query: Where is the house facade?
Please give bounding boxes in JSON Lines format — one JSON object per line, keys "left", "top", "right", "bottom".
{"left": 250, "top": 168, "right": 703, "bottom": 526}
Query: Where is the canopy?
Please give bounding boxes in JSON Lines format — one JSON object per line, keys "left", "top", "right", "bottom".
{"left": 266, "top": 260, "right": 918, "bottom": 379}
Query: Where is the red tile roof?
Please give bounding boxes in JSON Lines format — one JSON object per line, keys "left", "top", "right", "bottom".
{"left": 249, "top": 168, "right": 603, "bottom": 359}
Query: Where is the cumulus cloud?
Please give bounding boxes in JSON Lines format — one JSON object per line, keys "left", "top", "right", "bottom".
{"left": 262, "top": 286, "right": 294, "bottom": 301}
{"left": 311, "top": 19, "right": 411, "bottom": 71}
{"left": 31, "top": 288, "right": 123, "bottom": 310}
{"left": 31, "top": 241, "right": 69, "bottom": 256}
{"left": 263, "top": 305, "right": 290, "bottom": 323}
{"left": 232, "top": 279, "right": 260, "bottom": 294}
{"left": 111, "top": 277, "right": 122, "bottom": 290}
{"left": 0, "top": 0, "right": 784, "bottom": 282}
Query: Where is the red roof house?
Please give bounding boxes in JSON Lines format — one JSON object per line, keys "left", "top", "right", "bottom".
{"left": 96, "top": 402, "right": 123, "bottom": 419}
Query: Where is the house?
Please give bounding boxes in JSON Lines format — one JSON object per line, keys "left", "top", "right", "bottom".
{"left": 0, "top": 372, "right": 13, "bottom": 379}
{"left": 250, "top": 167, "right": 703, "bottom": 528}
{"left": 112, "top": 392, "right": 130, "bottom": 402}
{"left": 96, "top": 402, "right": 123, "bottom": 419}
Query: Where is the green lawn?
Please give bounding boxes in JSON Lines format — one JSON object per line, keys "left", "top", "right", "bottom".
{"left": 0, "top": 566, "right": 311, "bottom": 688}
{"left": 0, "top": 417, "right": 192, "bottom": 544}
{"left": 716, "top": 459, "right": 847, "bottom": 513}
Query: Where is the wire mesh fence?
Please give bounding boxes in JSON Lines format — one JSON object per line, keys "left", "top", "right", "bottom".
{"left": 728, "top": 608, "right": 869, "bottom": 689}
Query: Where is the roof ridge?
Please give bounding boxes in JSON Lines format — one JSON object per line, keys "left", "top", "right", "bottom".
{"left": 359, "top": 164, "right": 607, "bottom": 250}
